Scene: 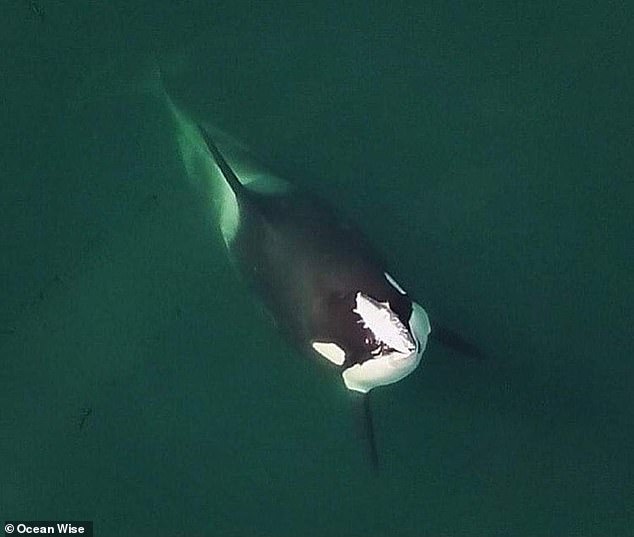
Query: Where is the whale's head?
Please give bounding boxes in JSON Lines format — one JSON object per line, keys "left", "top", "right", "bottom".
{"left": 310, "top": 272, "right": 431, "bottom": 393}
{"left": 341, "top": 290, "right": 431, "bottom": 393}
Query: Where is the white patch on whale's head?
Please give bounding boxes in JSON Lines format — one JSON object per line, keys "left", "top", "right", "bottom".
{"left": 352, "top": 292, "right": 415, "bottom": 355}
{"left": 311, "top": 341, "right": 346, "bottom": 365}
{"left": 384, "top": 272, "right": 407, "bottom": 294}
{"left": 342, "top": 297, "right": 431, "bottom": 393}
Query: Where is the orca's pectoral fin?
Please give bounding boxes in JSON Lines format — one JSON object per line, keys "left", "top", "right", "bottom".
{"left": 350, "top": 391, "right": 379, "bottom": 474}
{"left": 430, "top": 324, "right": 486, "bottom": 360}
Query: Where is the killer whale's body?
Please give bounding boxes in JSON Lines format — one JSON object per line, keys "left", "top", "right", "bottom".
{"left": 71, "top": 60, "right": 481, "bottom": 470}
{"left": 183, "top": 125, "right": 432, "bottom": 470}
{"left": 177, "top": 120, "right": 485, "bottom": 469}
{"left": 200, "top": 128, "right": 431, "bottom": 397}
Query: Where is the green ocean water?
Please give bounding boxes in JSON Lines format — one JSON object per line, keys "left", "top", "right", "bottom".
{"left": 1, "top": 1, "right": 632, "bottom": 535}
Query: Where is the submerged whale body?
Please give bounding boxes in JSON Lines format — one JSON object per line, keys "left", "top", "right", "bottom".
{"left": 162, "top": 87, "right": 435, "bottom": 468}
{"left": 198, "top": 127, "right": 431, "bottom": 394}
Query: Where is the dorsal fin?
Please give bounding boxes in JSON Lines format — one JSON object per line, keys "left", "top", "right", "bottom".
{"left": 197, "top": 124, "right": 245, "bottom": 195}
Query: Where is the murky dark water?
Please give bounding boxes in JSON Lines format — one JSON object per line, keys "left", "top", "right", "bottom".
{"left": 2, "top": 2, "right": 632, "bottom": 535}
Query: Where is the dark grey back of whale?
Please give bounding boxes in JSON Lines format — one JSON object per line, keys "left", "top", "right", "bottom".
{"left": 239, "top": 191, "right": 413, "bottom": 366}
{"left": 197, "top": 125, "right": 436, "bottom": 472}
{"left": 201, "top": 127, "right": 413, "bottom": 370}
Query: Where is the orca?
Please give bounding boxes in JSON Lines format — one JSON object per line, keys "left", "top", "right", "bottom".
{"left": 193, "top": 125, "right": 432, "bottom": 470}
{"left": 67, "top": 57, "right": 481, "bottom": 469}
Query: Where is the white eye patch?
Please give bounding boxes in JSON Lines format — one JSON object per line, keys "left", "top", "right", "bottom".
{"left": 311, "top": 341, "right": 346, "bottom": 365}
{"left": 384, "top": 272, "right": 406, "bottom": 294}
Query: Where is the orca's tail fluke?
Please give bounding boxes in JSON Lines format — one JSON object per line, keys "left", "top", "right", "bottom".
{"left": 66, "top": 49, "right": 186, "bottom": 117}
